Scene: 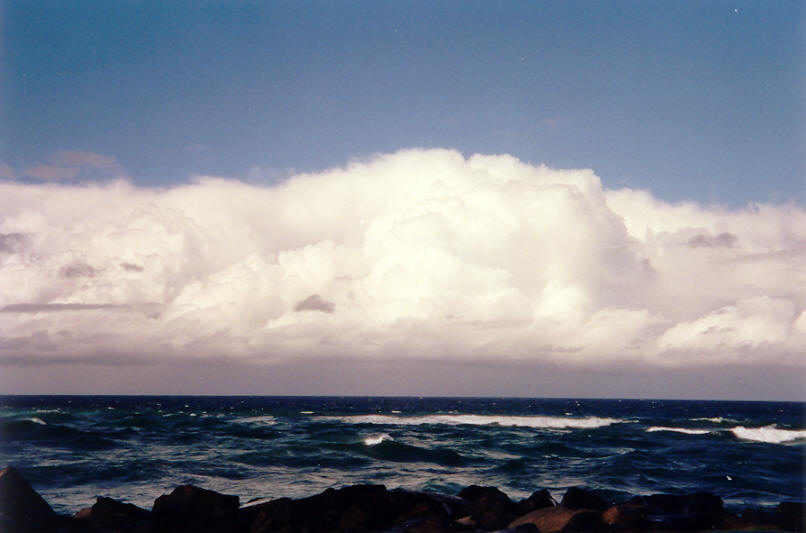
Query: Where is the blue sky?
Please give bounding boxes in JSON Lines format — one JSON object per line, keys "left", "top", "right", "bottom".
{"left": 3, "top": 0, "right": 803, "bottom": 205}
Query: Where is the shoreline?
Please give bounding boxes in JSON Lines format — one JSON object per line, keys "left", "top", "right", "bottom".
{"left": 2, "top": 466, "right": 803, "bottom": 532}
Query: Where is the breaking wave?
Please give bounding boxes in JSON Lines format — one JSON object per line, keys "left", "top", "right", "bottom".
{"left": 646, "top": 426, "right": 711, "bottom": 435}
{"left": 320, "top": 414, "right": 621, "bottom": 429}
{"left": 730, "top": 425, "right": 806, "bottom": 444}
{"left": 363, "top": 433, "right": 393, "bottom": 446}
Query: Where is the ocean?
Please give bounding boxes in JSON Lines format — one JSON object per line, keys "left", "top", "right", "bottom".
{"left": 0, "top": 396, "right": 803, "bottom": 516}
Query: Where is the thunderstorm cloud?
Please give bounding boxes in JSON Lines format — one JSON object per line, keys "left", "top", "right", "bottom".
{"left": 0, "top": 149, "right": 803, "bottom": 375}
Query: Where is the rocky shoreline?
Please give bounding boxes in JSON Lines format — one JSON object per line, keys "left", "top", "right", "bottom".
{"left": 1, "top": 466, "right": 803, "bottom": 532}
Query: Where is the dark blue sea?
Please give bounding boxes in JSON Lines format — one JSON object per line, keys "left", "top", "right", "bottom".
{"left": 0, "top": 396, "right": 804, "bottom": 515}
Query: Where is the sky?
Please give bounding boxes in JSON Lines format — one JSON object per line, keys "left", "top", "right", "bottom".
{"left": 0, "top": 1, "right": 804, "bottom": 399}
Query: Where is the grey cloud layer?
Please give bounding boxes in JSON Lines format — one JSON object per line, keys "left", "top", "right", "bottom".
{"left": 0, "top": 149, "right": 803, "bottom": 368}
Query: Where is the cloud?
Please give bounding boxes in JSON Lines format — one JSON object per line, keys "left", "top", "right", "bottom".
{"left": 0, "top": 148, "right": 803, "bottom": 383}
{"left": 688, "top": 232, "right": 737, "bottom": 248}
{"left": 295, "top": 294, "right": 336, "bottom": 313}
{"left": 22, "top": 151, "right": 120, "bottom": 181}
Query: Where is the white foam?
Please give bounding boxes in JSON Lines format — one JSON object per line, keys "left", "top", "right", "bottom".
{"left": 300, "top": 411, "right": 315, "bottom": 414}
{"left": 235, "top": 415, "right": 277, "bottom": 425}
{"left": 731, "top": 425, "right": 806, "bottom": 444}
{"left": 321, "top": 414, "right": 621, "bottom": 429}
{"left": 26, "top": 417, "right": 47, "bottom": 425}
{"left": 363, "top": 433, "right": 393, "bottom": 446}
{"left": 646, "top": 426, "right": 711, "bottom": 435}
{"left": 690, "top": 417, "right": 733, "bottom": 423}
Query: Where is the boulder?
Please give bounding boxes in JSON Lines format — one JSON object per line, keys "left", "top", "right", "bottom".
{"left": 559, "top": 487, "right": 609, "bottom": 512}
{"left": 74, "top": 497, "right": 151, "bottom": 529}
{"left": 515, "top": 489, "right": 555, "bottom": 515}
{"left": 509, "top": 506, "right": 605, "bottom": 532}
{"left": 602, "top": 504, "right": 649, "bottom": 530}
{"left": 153, "top": 484, "right": 239, "bottom": 531}
{"left": 250, "top": 484, "right": 403, "bottom": 533}
{"left": 775, "top": 501, "right": 805, "bottom": 532}
{"left": 153, "top": 484, "right": 239, "bottom": 518}
{"left": 628, "top": 491, "right": 724, "bottom": 530}
{"left": 0, "top": 465, "right": 56, "bottom": 532}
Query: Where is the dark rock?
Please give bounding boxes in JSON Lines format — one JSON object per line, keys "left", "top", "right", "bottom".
{"left": 629, "top": 493, "right": 685, "bottom": 514}
{"left": 515, "top": 489, "right": 555, "bottom": 515}
{"left": 602, "top": 504, "right": 649, "bottom": 530}
{"left": 509, "top": 506, "right": 606, "bottom": 532}
{"left": 0, "top": 465, "right": 56, "bottom": 532}
{"left": 250, "top": 484, "right": 404, "bottom": 533}
{"left": 153, "top": 484, "right": 239, "bottom": 518}
{"left": 559, "top": 487, "right": 609, "bottom": 512}
{"left": 721, "top": 508, "right": 775, "bottom": 531}
{"left": 628, "top": 492, "right": 724, "bottom": 530}
{"left": 775, "top": 501, "right": 805, "bottom": 532}
{"left": 152, "top": 484, "right": 239, "bottom": 531}
{"left": 74, "top": 496, "right": 151, "bottom": 529}
{"left": 468, "top": 487, "right": 515, "bottom": 530}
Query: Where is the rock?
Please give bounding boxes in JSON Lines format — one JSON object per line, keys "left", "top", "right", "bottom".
{"left": 775, "top": 501, "right": 805, "bottom": 532}
{"left": 629, "top": 493, "right": 685, "bottom": 514}
{"left": 74, "top": 496, "right": 151, "bottom": 529}
{"left": 153, "top": 484, "right": 239, "bottom": 518}
{"left": 250, "top": 484, "right": 403, "bottom": 533}
{"left": 515, "top": 489, "right": 555, "bottom": 515}
{"left": 559, "top": 487, "right": 609, "bottom": 512}
{"left": 602, "top": 504, "right": 649, "bottom": 530}
{"left": 628, "top": 492, "right": 724, "bottom": 530}
{"left": 153, "top": 484, "right": 239, "bottom": 531}
{"left": 721, "top": 508, "right": 775, "bottom": 531}
{"left": 466, "top": 486, "right": 515, "bottom": 530}
{"left": 0, "top": 465, "right": 56, "bottom": 532}
{"left": 509, "top": 506, "right": 606, "bottom": 532}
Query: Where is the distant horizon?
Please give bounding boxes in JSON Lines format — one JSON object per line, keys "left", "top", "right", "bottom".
{"left": 2, "top": 393, "right": 804, "bottom": 403}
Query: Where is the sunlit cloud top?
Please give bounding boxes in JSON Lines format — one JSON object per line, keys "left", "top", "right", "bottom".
{"left": 1, "top": 149, "right": 803, "bottom": 375}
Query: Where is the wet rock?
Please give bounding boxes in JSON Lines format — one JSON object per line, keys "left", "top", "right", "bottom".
{"left": 152, "top": 484, "right": 239, "bottom": 531}
{"left": 455, "top": 485, "right": 516, "bottom": 530}
{"left": 250, "top": 484, "right": 404, "bottom": 533}
{"left": 602, "top": 504, "right": 649, "bottom": 530}
{"left": 559, "top": 487, "right": 609, "bottom": 512}
{"left": 509, "top": 506, "right": 606, "bottom": 532}
{"left": 74, "top": 497, "right": 151, "bottom": 530}
{"left": 515, "top": 489, "right": 555, "bottom": 515}
{"left": 775, "top": 501, "right": 805, "bottom": 532}
{"left": 628, "top": 492, "right": 723, "bottom": 530}
{"left": 0, "top": 465, "right": 56, "bottom": 532}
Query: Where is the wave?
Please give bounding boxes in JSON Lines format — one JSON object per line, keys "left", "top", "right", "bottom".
{"left": 646, "top": 426, "right": 711, "bottom": 435}
{"left": 234, "top": 415, "right": 277, "bottom": 425}
{"left": 320, "top": 414, "right": 620, "bottom": 429}
{"left": 690, "top": 417, "right": 732, "bottom": 423}
{"left": 731, "top": 425, "right": 806, "bottom": 444}
{"left": 363, "top": 433, "right": 393, "bottom": 446}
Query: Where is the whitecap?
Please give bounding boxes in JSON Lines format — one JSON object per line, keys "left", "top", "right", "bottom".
{"left": 26, "top": 417, "right": 47, "bottom": 425}
{"left": 690, "top": 417, "right": 733, "bottom": 424}
{"left": 235, "top": 415, "right": 277, "bottom": 425}
{"left": 363, "top": 433, "right": 393, "bottom": 446}
{"left": 646, "top": 426, "right": 711, "bottom": 435}
{"left": 299, "top": 411, "right": 315, "bottom": 415}
{"left": 731, "top": 425, "right": 806, "bottom": 444}
{"left": 320, "top": 414, "right": 621, "bottom": 429}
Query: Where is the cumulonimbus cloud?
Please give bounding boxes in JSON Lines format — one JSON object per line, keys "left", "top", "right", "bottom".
{"left": 0, "top": 148, "right": 803, "bottom": 369}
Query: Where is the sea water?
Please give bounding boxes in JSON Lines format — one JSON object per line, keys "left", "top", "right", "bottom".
{"left": 0, "top": 396, "right": 803, "bottom": 515}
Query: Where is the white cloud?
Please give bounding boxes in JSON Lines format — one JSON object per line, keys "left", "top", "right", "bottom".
{"left": 0, "top": 148, "right": 803, "bottom": 373}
